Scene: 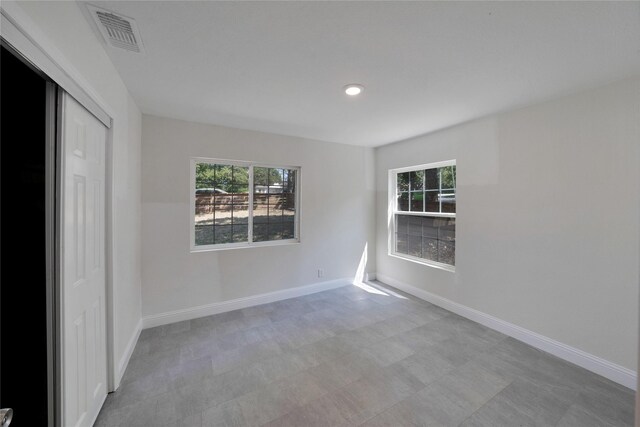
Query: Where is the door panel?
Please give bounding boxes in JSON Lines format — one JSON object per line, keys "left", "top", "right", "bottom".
{"left": 61, "top": 93, "right": 107, "bottom": 427}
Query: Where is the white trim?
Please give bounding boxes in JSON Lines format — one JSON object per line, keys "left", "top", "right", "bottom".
{"left": 191, "top": 239, "right": 300, "bottom": 253}
{"left": 142, "top": 279, "right": 350, "bottom": 329}
{"left": 394, "top": 211, "right": 456, "bottom": 218}
{"left": 388, "top": 252, "right": 456, "bottom": 272}
{"left": 104, "top": 119, "right": 116, "bottom": 393}
{"left": 392, "top": 159, "right": 456, "bottom": 174}
{"left": 87, "top": 393, "right": 107, "bottom": 427}
{"left": 376, "top": 274, "right": 637, "bottom": 390}
{"left": 190, "top": 158, "right": 301, "bottom": 252}
{"left": 190, "top": 159, "right": 196, "bottom": 251}
{"left": 388, "top": 160, "right": 457, "bottom": 272}
{"left": 115, "top": 318, "right": 142, "bottom": 389}
{"left": 248, "top": 164, "right": 254, "bottom": 243}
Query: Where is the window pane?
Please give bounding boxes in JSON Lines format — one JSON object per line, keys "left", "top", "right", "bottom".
{"left": 232, "top": 225, "right": 248, "bottom": 243}
{"left": 195, "top": 225, "right": 213, "bottom": 246}
{"left": 253, "top": 194, "right": 269, "bottom": 223}
{"left": 396, "top": 215, "right": 408, "bottom": 234}
{"left": 439, "top": 241, "right": 455, "bottom": 265}
{"left": 194, "top": 181, "right": 214, "bottom": 247}
{"left": 232, "top": 195, "right": 249, "bottom": 224}
{"left": 421, "top": 217, "right": 438, "bottom": 238}
{"left": 395, "top": 215, "right": 409, "bottom": 254}
{"left": 283, "top": 169, "right": 296, "bottom": 193}
{"left": 397, "top": 172, "right": 409, "bottom": 192}
{"left": 439, "top": 190, "right": 456, "bottom": 213}
{"left": 231, "top": 166, "right": 249, "bottom": 193}
{"left": 408, "top": 235, "right": 422, "bottom": 258}
{"left": 431, "top": 216, "right": 456, "bottom": 266}
{"left": 269, "top": 168, "right": 284, "bottom": 186}
{"left": 254, "top": 167, "right": 268, "bottom": 186}
{"left": 397, "top": 192, "right": 409, "bottom": 211}
{"left": 424, "top": 168, "right": 438, "bottom": 190}
{"left": 269, "top": 191, "right": 284, "bottom": 221}
{"left": 214, "top": 225, "right": 232, "bottom": 244}
{"left": 214, "top": 193, "right": 233, "bottom": 206}
{"left": 269, "top": 205, "right": 283, "bottom": 222}
{"left": 396, "top": 233, "right": 408, "bottom": 254}
{"left": 269, "top": 223, "right": 284, "bottom": 240}
{"left": 410, "top": 192, "right": 423, "bottom": 212}
{"left": 439, "top": 219, "right": 455, "bottom": 241}
{"left": 195, "top": 163, "right": 216, "bottom": 189}
{"left": 214, "top": 164, "right": 232, "bottom": 191}
{"left": 194, "top": 163, "right": 250, "bottom": 245}
{"left": 253, "top": 168, "right": 296, "bottom": 242}
{"left": 424, "top": 191, "right": 439, "bottom": 212}
{"left": 283, "top": 193, "right": 295, "bottom": 217}
{"left": 283, "top": 169, "right": 296, "bottom": 235}
{"left": 194, "top": 164, "right": 218, "bottom": 246}
{"left": 214, "top": 203, "right": 231, "bottom": 226}
{"left": 282, "top": 221, "right": 295, "bottom": 239}
{"left": 408, "top": 216, "right": 422, "bottom": 236}
{"left": 395, "top": 215, "right": 455, "bottom": 267}
{"left": 391, "top": 162, "right": 455, "bottom": 266}
{"left": 439, "top": 166, "right": 455, "bottom": 190}
{"left": 195, "top": 161, "right": 298, "bottom": 248}
{"left": 422, "top": 238, "right": 438, "bottom": 262}
{"left": 253, "top": 223, "right": 268, "bottom": 242}
{"left": 409, "top": 170, "right": 424, "bottom": 191}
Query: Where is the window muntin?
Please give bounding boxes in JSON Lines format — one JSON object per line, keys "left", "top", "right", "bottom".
{"left": 396, "top": 164, "right": 456, "bottom": 214}
{"left": 395, "top": 216, "right": 456, "bottom": 266}
{"left": 391, "top": 161, "right": 456, "bottom": 269}
{"left": 253, "top": 167, "right": 297, "bottom": 242}
{"left": 192, "top": 159, "right": 299, "bottom": 251}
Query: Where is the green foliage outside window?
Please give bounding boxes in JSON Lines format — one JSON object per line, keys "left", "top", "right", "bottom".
{"left": 195, "top": 163, "right": 248, "bottom": 193}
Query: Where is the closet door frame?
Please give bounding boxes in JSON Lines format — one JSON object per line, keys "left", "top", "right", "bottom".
{"left": 1, "top": 5, "right": 119, "bottom": 427}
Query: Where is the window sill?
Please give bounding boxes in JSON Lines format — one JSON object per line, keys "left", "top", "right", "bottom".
{"left": 394, "top": 212, "right": 456, "bottom": 218}
{"left": 191, "top": 238, "right": 300, "bottom": 253}
{"left": 388, "top": 251, "right": 455, "bottom": 272}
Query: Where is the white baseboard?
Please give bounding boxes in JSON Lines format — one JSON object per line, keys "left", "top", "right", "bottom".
{"left": 142, "top": 278, "right": 350, "bottom": 329}
{"left": 365, "top": 272, "right": 377, "bottom": 281}
{"left": 115, "top": 318, "right": 143, "bottom": 389}
{"left": 376, "top": 274, "right": 637, "bottom": 390}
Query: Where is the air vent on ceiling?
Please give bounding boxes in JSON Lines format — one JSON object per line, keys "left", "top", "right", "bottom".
{"left": 87, "top": 4, "right": 145, "bottom": 54}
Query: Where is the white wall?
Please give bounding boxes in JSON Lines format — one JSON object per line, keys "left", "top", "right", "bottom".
{"left": 10, "top": 1, "right": 143, "bottom": 386}
{"left": 376, "top": 76, "right": 640, "bottom": 371}
{"left": 141, "top": 115, "right": 375, "bottom": 317}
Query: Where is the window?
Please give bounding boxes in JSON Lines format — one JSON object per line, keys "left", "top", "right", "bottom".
{"left": 191, "top": 158, "right": 299, "bottom": 251}
{"left": 390, "top": 160, "right": 456, "bottom": 270}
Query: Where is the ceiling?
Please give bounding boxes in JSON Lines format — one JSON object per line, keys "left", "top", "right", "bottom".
{"left": 80, "top": 1, "right": 640, "bottom": 147}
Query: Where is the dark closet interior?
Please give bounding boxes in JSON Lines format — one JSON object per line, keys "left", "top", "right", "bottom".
{"left": 1, "top": 44, "right": 52, "bottom": 427}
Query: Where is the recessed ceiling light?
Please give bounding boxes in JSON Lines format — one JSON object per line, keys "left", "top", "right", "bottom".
{"left": 344, "top": 84, "right": 364, "bottom": 96}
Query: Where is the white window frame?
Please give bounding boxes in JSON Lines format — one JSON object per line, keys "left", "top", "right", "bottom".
{"left": 190, "top": 157, "right": 301, "bottom": 252}
{"left": 388, "top": 159, "right": 456, "bottom": 272}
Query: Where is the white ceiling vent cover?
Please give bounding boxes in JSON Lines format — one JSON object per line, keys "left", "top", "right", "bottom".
{"left": 87, "top": 4, "right": 145, "bottom": 54}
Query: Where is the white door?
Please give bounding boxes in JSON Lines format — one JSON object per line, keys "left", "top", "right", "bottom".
{"left": 61, "top": 93, "right": 107, "bottom": 427}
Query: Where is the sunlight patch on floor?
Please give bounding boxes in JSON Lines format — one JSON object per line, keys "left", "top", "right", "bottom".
{"left": 352, "top": 243, "right": 406, "bottom": 298}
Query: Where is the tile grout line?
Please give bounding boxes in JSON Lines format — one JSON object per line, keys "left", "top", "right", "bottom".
{"left": 456, "top": 377, "right": 515, "bottom": 426}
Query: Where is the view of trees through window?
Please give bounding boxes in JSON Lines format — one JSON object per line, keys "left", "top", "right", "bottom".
{"left": 194, "top": 162, "right": 297, "bottom": 247}
{"left": 396, "top": 165, "right": 456, "bottom": 213}
{"left": 393, "top": 163, "right": 456, "bottom": 267}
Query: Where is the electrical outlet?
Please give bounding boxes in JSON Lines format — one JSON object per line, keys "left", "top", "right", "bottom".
{"left": 317, "top": 268, "right": 324, "bottom": 278}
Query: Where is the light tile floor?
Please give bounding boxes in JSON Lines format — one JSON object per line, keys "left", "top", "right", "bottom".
{"left": 95, "top": 281, "right": 634, "bottom": 426}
